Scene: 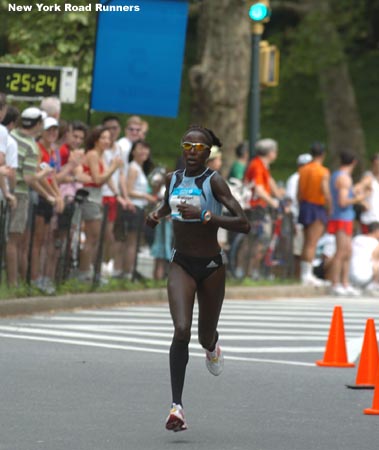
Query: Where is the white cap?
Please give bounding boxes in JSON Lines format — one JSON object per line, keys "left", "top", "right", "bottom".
{"left": 21, "top": 107, "right": 47, "bottom": 128}
{"left": 297, "top": 153, "right": 312, "bottom": 166}
{"left": 43, "top": 116, "right": 59, "bottom": 130}
{"left": 208, "top": 145, "right": 222, "bottom": 161}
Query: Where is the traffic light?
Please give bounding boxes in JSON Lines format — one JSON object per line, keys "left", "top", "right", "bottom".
{"left": 259, "top": 40, "right": 280, "bottom": 87}
{"left": 249, "top": 1, "right": 271, "bottom": 23}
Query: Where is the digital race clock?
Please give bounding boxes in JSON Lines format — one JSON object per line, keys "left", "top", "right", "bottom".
{"left": 0, "top": 64, "right": 78, "bottom": 103}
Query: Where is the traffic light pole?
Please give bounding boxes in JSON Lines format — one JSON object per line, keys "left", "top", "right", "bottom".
{"left": 249, "top": 25, "right": 263, "bottom": 159}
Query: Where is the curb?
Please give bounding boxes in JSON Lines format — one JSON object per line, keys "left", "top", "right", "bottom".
{"left": 0, "top": 284, "right": 325, "bottom": 317}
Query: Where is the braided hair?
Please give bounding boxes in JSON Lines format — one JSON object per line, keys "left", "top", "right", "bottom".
{"left": 182, "top": 124, "right": 222, "bottom": 148}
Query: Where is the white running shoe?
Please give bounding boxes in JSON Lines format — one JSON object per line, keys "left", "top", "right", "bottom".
{"left": 165, "top": 404, "right": 188, "bottom": 432}
{"left": 365, "top": 282, "right": 379, "bottom": 295}
{"left": 302, "top": 274, "right": 329, "bottom": 288}
{"left": 205, "top": 341, "right": 224, "bottom": 376}
{"left": 344, "top": 285, "right": 361, "bottom": 297}
{"left": 331, "top": 284, "right": 347, "bottom": 296}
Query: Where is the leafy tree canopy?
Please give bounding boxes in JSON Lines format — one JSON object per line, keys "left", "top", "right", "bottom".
{"left": 0, "top": 0, "right": 96, "bottom": 106}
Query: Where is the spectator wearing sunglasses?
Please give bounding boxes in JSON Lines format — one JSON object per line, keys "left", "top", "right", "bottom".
{"left": 146, "top": 125, "right": 250, "bottom": 432}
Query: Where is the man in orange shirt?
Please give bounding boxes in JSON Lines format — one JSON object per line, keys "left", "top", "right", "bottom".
{"left": 243, "top": 139, "right": 282, "bottom": 279}
{"left": 244, "top": 138, "right": 282, "bottom": 212}
{"left": 298, "top": 142, "right": 331, "bottom": 286}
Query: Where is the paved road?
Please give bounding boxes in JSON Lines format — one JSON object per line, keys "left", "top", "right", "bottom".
{"left": 0, "top": 296, "right": 378, "bottom": 450}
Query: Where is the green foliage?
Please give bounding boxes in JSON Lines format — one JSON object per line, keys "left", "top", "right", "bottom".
{"left": 331, "top": 0, "right": 368, "bottom": 48}
{"left": 1, "top": 0, "right": 378, "bottom": 178}
{"left": 0, "top": 0, "right": 96, "bottom": 110}
{"left": 284, "top": 10, "right": 345, "bottom": 77}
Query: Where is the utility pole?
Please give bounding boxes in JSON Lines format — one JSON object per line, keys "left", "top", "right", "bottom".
{"left": 248, "top": 1, "right": 271, "bottom": 159}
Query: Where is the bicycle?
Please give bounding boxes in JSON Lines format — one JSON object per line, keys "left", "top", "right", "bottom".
{"left": 228, "top": 200, "right": 294, "bottom": 280}
{"left": 55, "top": 188, "right": 89, "bottom": 285}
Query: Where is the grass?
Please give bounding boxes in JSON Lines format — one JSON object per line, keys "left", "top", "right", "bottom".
{"left": 0, "top": 276, "right": 297, "bottom": 301}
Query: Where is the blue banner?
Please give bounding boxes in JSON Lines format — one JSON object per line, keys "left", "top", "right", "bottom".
{"left": 91, "top": 0, "right": 189, "bottom": 118}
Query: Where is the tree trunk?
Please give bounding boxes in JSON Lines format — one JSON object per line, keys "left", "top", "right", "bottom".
{"left": 319, "top": 64, "right": 366, "bottom": 174}
{"left": 307, "top": 0, "right": 366, "bottom": 174}
{"left": 189, "top": 0, "right": 251, "bottom": 175}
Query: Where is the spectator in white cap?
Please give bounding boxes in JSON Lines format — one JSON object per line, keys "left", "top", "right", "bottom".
{"left": 286, "top": 153, "right": 312, "bottom": 219}
{"left": 285, "top": 153, "right": 312, "bottom": 278}
{"left": 6, "top": 106, "right": 58, "bottom": 287}
{"left": 207, "top": 145, "right": 222, "bottom": 173}
{"left": 30, "top": 116, "right": 64, "bottom": 293}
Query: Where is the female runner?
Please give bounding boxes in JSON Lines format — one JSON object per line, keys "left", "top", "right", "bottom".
{"left": 146, "top": 125, "right": 250, "bottom": 432}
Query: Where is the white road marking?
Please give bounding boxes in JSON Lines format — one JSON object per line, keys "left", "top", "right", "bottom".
{"left": 0, "top": 332, "right": 315, "bottom": 367}
{"left": 1, "top": 298, "right": 377, "bottom": 367}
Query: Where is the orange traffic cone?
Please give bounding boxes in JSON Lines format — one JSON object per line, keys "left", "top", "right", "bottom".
{"left": 347, "top": 318, "right": 379, "bottom": 389}
{"left": 364, "top": 366, "right": 379, "bottom": 415}
{"left": 316, "top": 305, "right": 355, "bottom": 368}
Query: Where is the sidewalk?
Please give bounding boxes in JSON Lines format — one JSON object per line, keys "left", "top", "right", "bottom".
{"left": 0, "top": 284, "right": 326, "bottom": 317}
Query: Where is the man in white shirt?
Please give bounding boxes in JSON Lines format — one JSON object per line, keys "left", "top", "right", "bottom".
{"left": 350, "top": 222, "right": 379, "bottom": 291}
{"left": 1, "top": 106, "right": 19, "bottom": 196}
{"left": 285, "top": 153, "right": 312, "bottom": 277}
{"left": 0, "top": 93, "right": 17, "bottom": 208}
{"left": 117, "top": 115, "right": 143, "bottom": 163}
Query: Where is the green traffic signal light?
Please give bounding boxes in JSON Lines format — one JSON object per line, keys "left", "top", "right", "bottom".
{"left": 249, "top": 3, "right": 270, "bottom": 22}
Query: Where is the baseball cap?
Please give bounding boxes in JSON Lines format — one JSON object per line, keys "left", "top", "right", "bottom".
{"left": 21, "top": 107, "right": 47, "bottom": 128}
{"left": 208, "top": 145, "right": 222, "bottom": 160}
{"left": 43, "top": 117, "right": 59, "bottom": 130}
{"left": 297, "top": 153, "right": 312, "bottom": 166}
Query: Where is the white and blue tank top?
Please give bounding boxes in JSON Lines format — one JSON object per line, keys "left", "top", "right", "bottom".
{"left": 168, "top": 168, "right": 222, "bottom": 222}
{"left": 330, "top": 169, "right": 355, "bottom": 221}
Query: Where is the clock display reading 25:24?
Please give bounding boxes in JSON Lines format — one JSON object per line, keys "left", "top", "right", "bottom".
{"left": 0, "top": 66, "right": 61, "bottom": 97}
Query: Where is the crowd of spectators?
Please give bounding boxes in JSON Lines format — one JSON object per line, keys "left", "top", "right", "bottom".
{"left": 229, "top": 136, "right": 379, "bottom": 296}
{"left": 1, "top": 92, "right": 378, "bottom": 297}
{"left": 0, "top": 94, "right": 171, "bottom": 294}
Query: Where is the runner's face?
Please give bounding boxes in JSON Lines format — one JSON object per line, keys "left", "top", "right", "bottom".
{"left": 182, "top": 131, "right": 211, "bottom": 171}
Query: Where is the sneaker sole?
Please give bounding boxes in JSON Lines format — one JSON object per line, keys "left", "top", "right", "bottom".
{"left": 206, "top": 357, "right": 224, "bottom": 376}
{"left": 165, "top": 414, "right": 187, "bottom": 432}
